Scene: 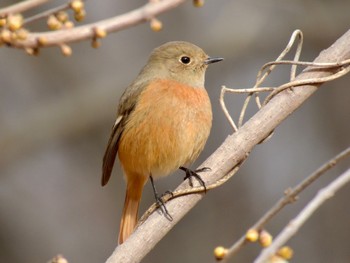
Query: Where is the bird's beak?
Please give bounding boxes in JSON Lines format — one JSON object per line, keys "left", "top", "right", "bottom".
{"left": 204, "top": 57, "right": 224, "bottom": 65}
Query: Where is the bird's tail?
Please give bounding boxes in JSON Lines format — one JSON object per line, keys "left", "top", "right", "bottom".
{"left": 118, "top": 179, "right": 144, "bottom": 244}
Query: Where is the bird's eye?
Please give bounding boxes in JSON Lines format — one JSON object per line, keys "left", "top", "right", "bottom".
{"left": 180, "top": 56, "right": 191, "bottom": 64}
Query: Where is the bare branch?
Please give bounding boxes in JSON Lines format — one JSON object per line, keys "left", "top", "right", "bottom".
{"left": 220, "top": 147, "right": 350, "bottom": 262}
{"left": 4, "top": 0, "right": 187, "bottom": 49}
{"left": 220, "top": 29, "right": 350, "bottom": 133}
{"left": 255, "top": 168, "right": 350, "bottom": 263}
{"left": 105, "top": 30, "right": 350, "bottom": 263}
{"left": 263, "top": 64, "right": 350, "bottom": 105}
{"left": 220, "top": 30, "right": 304, "bottom": 132}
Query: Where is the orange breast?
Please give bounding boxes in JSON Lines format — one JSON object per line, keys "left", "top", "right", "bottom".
{"left": 118, "top": 79, "right": 212, "bottom": 180}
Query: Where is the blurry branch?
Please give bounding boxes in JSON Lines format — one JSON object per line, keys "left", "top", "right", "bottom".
{"left": 105, "top": 30, "right": 350, "bottom": 263}
{"left": 0, "top": 0, "right": 50, "bottom": 16}
{"left": 22, "top": 2, "right": 75, "bottom": 26}
{"left": 255, "top": 167, "right": 350, "bottom": 263}
{"left": 0, "top": 0, "right": 191, "bottom": 160}
{"left": 0, "top": 0, "right": 188, "bottom": 53}
{"left": 219, "top": 147, "right": 350, "bottom": 262}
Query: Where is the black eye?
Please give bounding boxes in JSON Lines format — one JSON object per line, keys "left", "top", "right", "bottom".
{"left": 180, "top": 56, "right": 191, "bottom": 64}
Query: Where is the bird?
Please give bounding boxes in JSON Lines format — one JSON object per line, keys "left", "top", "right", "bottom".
{"left": 101, "top": 41, "right": 223, "bottom": 244}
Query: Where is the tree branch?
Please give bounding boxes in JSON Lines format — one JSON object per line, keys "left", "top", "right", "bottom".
{"left": 105, "top": 30, "right": 350, "bottom": 263}
{"left": 255, "top": 168, "right": 350, "bottom": 263}
{"left": 4, "top": 0, "right": 187, "bottom": 49}
{"left": 220, "top": 147, "right": 350, "bottom": 262}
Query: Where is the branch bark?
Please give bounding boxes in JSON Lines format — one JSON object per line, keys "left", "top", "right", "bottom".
{"left": 105, "top": 30, "right": 350, "bottom": 263}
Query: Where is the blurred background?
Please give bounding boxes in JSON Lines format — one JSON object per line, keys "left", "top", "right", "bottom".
{"left": 1, "top": 0, "right": 350, "bottom": 262}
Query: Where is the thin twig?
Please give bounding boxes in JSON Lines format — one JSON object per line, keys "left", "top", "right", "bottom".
{"left": 255, "top": 168, "right": 350, "bottom": 263}
{"left": 0, "top": 0, "right": 50, "bottom": 17}
{"left": 23, "top": 3, "right": 71, "bottom": 25}
{"left": 224, "top": 87, "right": 275, "bottom": 93}
{"left": 263, "top": 64, "right": 350, "bottom": 105}
{"left": 219, "top": 86, "right": 238, "bottom": 131}
{"left": 255, "top": 30, "right": 303, "bottom": 88}
{"left": 238, "top": 93, "right": 253, "bottom": 127}
{"left": 220, "top": 147, "right": 350, "bottom": 262}
{"left": 220, "top": 30, "right": 304, "bottom": 132}
{"left": 220, "top": 29, "right": 350, "bottom": 132}
{"left": 261, "top": 58, "right": 350, "bottom": 70}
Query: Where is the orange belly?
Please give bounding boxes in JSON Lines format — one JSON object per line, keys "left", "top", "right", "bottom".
{"left": 118, "top": 79, "right": 212, "bottom": 180}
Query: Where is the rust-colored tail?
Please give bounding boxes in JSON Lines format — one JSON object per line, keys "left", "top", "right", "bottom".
{"left": 118, "top": 180, "right": 144, "bottom": 244}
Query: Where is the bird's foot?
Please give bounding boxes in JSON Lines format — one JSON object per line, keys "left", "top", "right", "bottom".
{"left": 179, "top": 166, "right": 210, "bottom": 192}
{"left": 150, "top": 176, "right": 173, "bottom": 221}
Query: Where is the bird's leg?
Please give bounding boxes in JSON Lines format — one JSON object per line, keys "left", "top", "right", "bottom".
{"left": 149, "top": 175, "right": 173, "bottom": 221}
{"left": 179, "top": 166, "right": 210, "bottom": 192}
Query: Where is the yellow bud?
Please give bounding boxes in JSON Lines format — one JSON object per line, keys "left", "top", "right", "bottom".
{"left": 74, "top": 10, "right": 86, "bottom": 22}
{"left": 277, "top": 246, "right": 293, "bottom": 260}
{"left": 259, "top": 230, "right": 273, "bottom": 247}
{"left": 37, "top": 36, "right": 48, "bottom": 46}
{"left": 91, "top": 38, "right": 101, "bottom": 48}
{"left": 64, "top": 21, "right": 74, "bottom": 29}
{"left": 49, "top": 254, "right": 68, "bottom": 263}
{"left": 94, "top": 27, "right": 107, "bottom": 38}
{"left": 70, "top": 0, "right": 84, "bottom": 13}
{"left": 7, "top": 14, "right": 23, "bottom": 31}
{"left": 1, "top": 29, "right": 12, "bottom": 43}
{"left": 0, "top": 18, "right": 6, "bottom": 27}
{"left": 193, "top": 0, "right": 205, "bottom": 7}
{"left": 150, "top": 18, "right": 162, "bottom": 32}
{"left": 57, "top": 256, "right": 68, "bottom": 263}
{"left": 246, "top": 229, "right": 259, "bottom": 242}
{"left": 60, "top": 44, "right": 72, "bottom": 56}
{"left": 14, "top": 28, "right": 28, "bottom": 40}
{"left": 56, "top": 11, "right": 69, "bottom": 23}
{"left": 213, "top": 246, "right": 227, "bottom": 260}
{"left": 47, "top": 15, "right": 62, "bottom": 30}
{"left": 267, "top": 255, "right": 288, "bottom": 263}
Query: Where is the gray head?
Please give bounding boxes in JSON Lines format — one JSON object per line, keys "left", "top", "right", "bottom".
{"left": 139, "top": 41, "right": 223, "bottom": 88}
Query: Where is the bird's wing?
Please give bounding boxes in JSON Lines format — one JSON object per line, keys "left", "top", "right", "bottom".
{"left": 101, "top": 115, "right": 124, "bottom": 186}
{"left": 101, "top": 79, "right": 147, "bottom": 186}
